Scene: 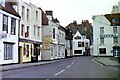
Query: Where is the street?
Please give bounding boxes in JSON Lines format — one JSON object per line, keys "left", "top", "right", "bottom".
{"left": 2, "top": 57, "right": 119, "bottom": 78}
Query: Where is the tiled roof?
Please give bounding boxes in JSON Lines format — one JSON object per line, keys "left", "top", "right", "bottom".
{"left": 105, "top": 13, "right": 120, "bottom": 26}
{"left": 65, "top": 23, "right": 78, "bottom": 29}
{"left": 58, "top": 25, "right": 66, "bottom": 32}
{"left": 0, "top": 2, "right": 20, "bottom": 17}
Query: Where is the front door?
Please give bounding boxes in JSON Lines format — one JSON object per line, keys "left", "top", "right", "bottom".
{"left": 18, "top": 46, "right": 22, "bottom": 63}
{"left": 31, "top": 44, "right": 38, "bottom": 62}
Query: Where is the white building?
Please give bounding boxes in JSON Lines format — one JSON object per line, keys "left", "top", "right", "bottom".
{"left": 0, "top": 1, "right": 20, "bottom": 64}
{"left": 92, "top": 14, "right": 120, "bottom": 56}
{"left": 58, "top": 26, "right": 66, "bottom": 59}
{"left": 72, "top": 31, "right": 90, "bottom": 56}
{"left": 42, "top": 11, "right": 65, "bottom": 60}
{"left": 17, "top": 0, "right": 42, "bottom": 63}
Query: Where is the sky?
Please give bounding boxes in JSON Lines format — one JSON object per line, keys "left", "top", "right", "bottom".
{"left": 23, "top": 0, "right": 120, "bottom": 27}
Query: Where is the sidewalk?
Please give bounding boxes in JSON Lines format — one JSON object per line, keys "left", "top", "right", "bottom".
{"left": 0, "top": 60, "right": 60, "bottom": 72}
{"left": 93, "top": 57, "right": 120, "bottom": 67}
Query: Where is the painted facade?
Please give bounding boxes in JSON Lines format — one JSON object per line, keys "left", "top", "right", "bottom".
{"left": 42, "top": 11, "right": 65, "bottom": 60}
{"left": 17, "top": 0, "right": 42, "bottom": 63}
{"left": 73, "top": 31, "right": 90, "bottom": 56}
{"left": 0, "top": 1, "right": 20, "bottom": 64}
{"left": 92, "top": 14, "right": 120, "bottom": 56}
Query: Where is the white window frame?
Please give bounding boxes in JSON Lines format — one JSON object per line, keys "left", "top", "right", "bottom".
{"left": 4, "top": 43, "right": 13, "bottom": 60}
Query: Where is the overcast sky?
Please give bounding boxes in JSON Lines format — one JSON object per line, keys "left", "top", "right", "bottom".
{"left": 23, "top": 0, "right": 119, "bottom": 27}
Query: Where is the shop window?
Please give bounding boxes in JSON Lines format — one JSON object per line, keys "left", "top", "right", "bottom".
{"left": 26, "top": 45, "right": 29, "bottom": 57}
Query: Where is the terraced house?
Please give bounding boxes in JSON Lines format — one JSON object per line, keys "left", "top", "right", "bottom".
{"left": 0, "top": 0, "right": 20, "bottom": 64}
{"left": 17, "top": 0, "right": 42, "bottom": 63}
{"left": 42, "top": 11, "right": 65, "bottom": 60}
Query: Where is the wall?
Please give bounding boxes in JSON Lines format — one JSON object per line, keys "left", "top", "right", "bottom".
{"left": 0, "top": 9, "right": 19, "bottom": 64}
{"left": 93, "top": 15, "right": 116, "bottom": 56}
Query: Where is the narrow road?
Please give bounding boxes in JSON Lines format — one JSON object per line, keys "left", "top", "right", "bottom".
{"left": 2, "top": 57, "right": 119, "bottom": 78}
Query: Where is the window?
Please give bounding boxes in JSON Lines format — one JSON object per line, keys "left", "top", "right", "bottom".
{"left": 78, "top": 42, "right": 82, "bottom": 47}
{"left": 82, "top": 42, "right": 84, "bottom": 47}
{"left": 100, "top": 38, "right": 104, "bottom": 45}
{"left": 112, "top": 18, "right": 119, "bottom": 23}
{"left": 3, "top": 15, "right": 8, "bottom": 33}
{"left": 113, "top": 27, "right": 117, "bottom": 34}
{"left": 100, "top": 27, "right": 104, "bottom": 34}
{"left": 36, "top": 11, "right": 38, "bottom": 21}
{"left": 51, "top": 47, "right": 53, "bottom": 56}
{"left": 99, "top": 48, "right": 106, "bottom": 54}
{"left": 34, "top": 25, "right": 36, "bottom": 36}
{"left": 21, "top": 24, "right": 24, "bottom": 36}
{"left": 4, "top": 43, "right": 13, "bottom": 60}
{"left": 25, "top": 26, "right": 29, "bottom": 37}
{"left": 22, "top": 6, "right": 25, "bottom": 19}
{"left": 27, "top": 9, "right": 29, "bottom": 21}
{"left": 26, "top": 45, "right": 29, "bottom": 57}
{"left": 38, "top": 26, "right": 40, "bottom": 37}
{"left": 11, "top": 18, "right": 16, "bottom": 35}
{"left": 53, "top": 28, "right": 55, "bottom": 39}
{"left": 114, "top": 37, "right": 118, "bottom": 44}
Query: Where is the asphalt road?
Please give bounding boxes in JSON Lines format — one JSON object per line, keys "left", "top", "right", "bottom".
{"left": 2, "top": 56, "right": 120, "bottom": 78}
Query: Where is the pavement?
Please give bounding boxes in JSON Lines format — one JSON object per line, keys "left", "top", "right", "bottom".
{"left": 0, "top": 60, "right": 60, "bottom": 72}
{"left": 93, "top": 57, "right": 120, "bottom": 67}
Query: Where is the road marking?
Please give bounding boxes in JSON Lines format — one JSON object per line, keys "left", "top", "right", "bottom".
{"left": 71, "top": 60, "right": 75, "bottom": 65}
{"left": 67, "top": 65, "right": 71, "bottom": 68}
{"left": 54, "top": 69, "right": 65, "bottom": 76}
{"left": 92, "top": 59, "right": 103, "bottom": 66}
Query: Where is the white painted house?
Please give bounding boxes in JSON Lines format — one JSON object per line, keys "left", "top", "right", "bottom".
{"left": 17, "top": 0, "right": 42, "bottom": 63}
{"left": 73, "top": 31, "right": 90, "bottom": 56}
{"left": 42, "top": 11, "right": 65, "bottom": 60}
{"left": 58, "top": 26, "right": 66, "bottom": 59}
{"left": 0, "top": 1, "right": 20, "bottom": 64}
{"left": 92, "top": 14, "right": 120, "bottom": 56}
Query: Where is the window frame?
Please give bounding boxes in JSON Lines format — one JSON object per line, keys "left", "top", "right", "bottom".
{"left": 4, "top": 43, "right": 14, "bottom": 60}
{"left": 78, "top": 42, "right": 82, "bottom": 47}
{"left": 53, "top": 28, "right": 55, "bottom": 39}
{"left": 113, "top": 27, "right": 117, "bottom": 34}
{"left": 100, "top": 37, "right": 104, "bottom": 45}
{"left": 11, "top": 18, "right": 16, "bottom": 35}
{"left": 21, "top": 24, "right": 24, "bottom": 36}
{"left": 22, "top": 6, "right": 25, "bottom": 19}
{"left": 27, "top": 8, "right": 29, "bottom": 21}
{"left": 100, "top": 27, "right": 104, "bottom": 34}
{"left": 3, "top": 15, "right": 8, "bottom": 33}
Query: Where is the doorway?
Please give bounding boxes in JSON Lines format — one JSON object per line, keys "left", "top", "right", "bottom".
{"left": 18, "top": 46, "right": 22, "bottom": 63}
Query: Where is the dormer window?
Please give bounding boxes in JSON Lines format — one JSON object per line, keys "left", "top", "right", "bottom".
{"left": 0, "top": 0, "right": 5, "bottom": 7}
{"left": 112, "top": 18, "right": 119, "bottom": 23}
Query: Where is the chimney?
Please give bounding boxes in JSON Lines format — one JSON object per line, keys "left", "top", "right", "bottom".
{"left": 45, "top": 10, "right": 53, "bottom": 16}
